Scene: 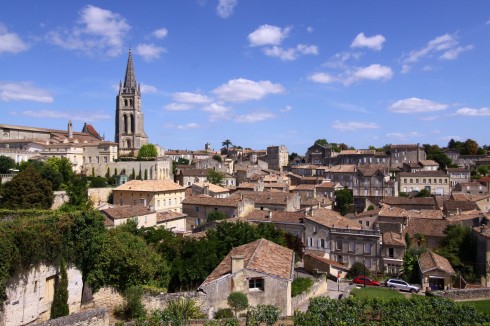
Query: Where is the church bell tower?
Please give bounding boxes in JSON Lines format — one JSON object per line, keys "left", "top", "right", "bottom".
{"left": 115, "top": 48, "right": 148, "bottom": 156}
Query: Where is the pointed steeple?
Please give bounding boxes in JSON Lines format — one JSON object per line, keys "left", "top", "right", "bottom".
{"left": 123, "top": 48, "right": 137, "bottom": 93}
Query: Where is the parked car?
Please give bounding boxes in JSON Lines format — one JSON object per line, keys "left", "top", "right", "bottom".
{"left": 353, "top": 276, "right": 381, "bottom": 286}
{"left": 385, "top": 278, "right": 420, "bottom": 293}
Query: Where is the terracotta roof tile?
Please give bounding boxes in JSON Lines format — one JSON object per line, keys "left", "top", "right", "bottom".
{"left": 407, "top": 218, "right": 448, "bottom": 237}
{"left": 200, "top": 239, "right": 294, "bottom": 286}
{"left": 102, "top": 205, "right": 153, "bottom": 220}
{"left": 383, "top": 232, "right": 406, "bottom": 247}
{"left": 419, "top": 251, "right": 455, "bottom": 274}
{"left": 399, "top": 171, "right": 448, "bottom": 177}
{"left": 115, "top": 179, "right": 185, "bottom": 192}
{"left": 157, "top": 211, "right": 187, "bottom": 223}
{"left": 242, "top": 210, "right": 304, "bottom": 224}
{"left": 381, "top": 196, "right": 436, "bottom": 207}
{"left": 193, "top": 182, "right": 230, "bottom": 193}
{"left": 304, "top": 253, "right": 349, "bottom": 270}
{"left": 182, "top": 195, "right": 242, "bottom": 207}
{"left": 306, "top": 208, "right": 361, "bottom": 229}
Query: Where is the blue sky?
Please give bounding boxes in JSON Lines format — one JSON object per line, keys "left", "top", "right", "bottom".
{"left": 1, "top": 1, "right": 489, "bottom": 154}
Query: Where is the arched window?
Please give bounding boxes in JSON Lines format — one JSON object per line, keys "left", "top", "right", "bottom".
{"left": 123, "top": 115, "right": 128, "bottom": 133}
{"left": 124, "top": 99, "right": 128, "bottom": 106}
{"left": 130, "top": 114, "right": 135, "bottom": 134}
{"left": 126, "top": 139, "right": 131, "bottom": 149}
{"left": 129, "top": 99, "right": 133, "bottom": 106}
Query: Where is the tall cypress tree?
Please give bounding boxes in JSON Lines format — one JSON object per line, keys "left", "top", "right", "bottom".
{"left": 51, "top": 259, "right": 69, "bottom": 319}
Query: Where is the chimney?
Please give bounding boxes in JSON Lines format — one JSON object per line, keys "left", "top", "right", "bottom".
{"left": 203, "top": 181, "right": 209, "bottom": 196}
{"left": 231, "top": 255, "right": 245, "bottom": 273}
{"left": 68, "top": 120, "right": 73, "bottom": 138}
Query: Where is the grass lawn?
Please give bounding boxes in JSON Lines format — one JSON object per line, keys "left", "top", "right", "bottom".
{"left": 351, "top": 286, "right": 404, "bottom": 299}
{"left": 459, "top": 300, "right": 490, "bottom": 315}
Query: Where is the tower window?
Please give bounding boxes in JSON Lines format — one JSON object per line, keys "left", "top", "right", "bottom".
{"left": 124, "top": 99, "right": 128, "bottom": 106}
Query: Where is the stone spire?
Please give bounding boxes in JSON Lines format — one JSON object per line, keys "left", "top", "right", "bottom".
{"left": 123, "top": 48, "right": 137, "bottom": 93}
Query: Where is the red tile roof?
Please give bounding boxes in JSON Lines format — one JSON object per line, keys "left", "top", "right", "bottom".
{"left": 419, "top": 251, "right": 455, "bottom": 274}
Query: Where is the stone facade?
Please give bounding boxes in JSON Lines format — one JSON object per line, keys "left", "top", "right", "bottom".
{"left": 84, "top": 159, "right": 172, "bottom": 181}
{"left": 1, "top": 265, "right": 82, "bottom": 326}
{"left": 33, "top": 308, "right": 109, "bottom": 326}
{"left": 266, "top": 145, "right": 289, "bottom": 172}
{"left": 430, "top": 288, "right": 490, "bottom": 300}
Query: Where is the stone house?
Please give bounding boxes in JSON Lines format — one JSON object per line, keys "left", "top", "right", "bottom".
{"left": 473, "top": 225, "right": 490, "bottom": 287}
{"left": 323, "top": 165, "right": 357, "bottom": 189}
{"left": 156, "top": 211, "right": 187, "bottom": 233}
{"left": 305, "top": 143, "right": 332, "bottom": 165}
{"left": 303, "top": 252, "right": 349, "bottom": 279}
{"left": 1, "top": 264, "right": 83, "bottom": 326}
{"left": 241, "top": 210, "right": 305, "bottom": 242}
{"left": 303, "top": 208, "right": 382, "bottom": 271}
{"left": 349, "top": 209, "right": 380, "bottom": 230}
{"left": 457, "top": 154, "right": 487, "bottom": 169}
{"left": 377, "top": 205, "right": 409, "bottom": 234}
{"left": 101, "top": 205, "right": 156, "bottom": 228}
{"left": 454, "top": 182, "right": 488, "bottom": 195}
{"left": 406, "top": 218, "right": 449, "bottom": 249}
{"left": 112, "top": 179, "right": 185, "bottom": 213}
{"left": 447, "top": 168, "right": 471, "bottom": 187}
{"left": 352, "top": 165, "right": 397, "bottom": 211}
{"left": 236, "top": 191, "right": 301, "bottom": 212}
{"left": 398, "top": 170, "right": 450, "bottom": 195}
{"left": 289, "top": 165, "right": 324, "bottom": 178}
{"left": 291, "top": 184, "right": 316, "bottom": 203}
{"left": 471, "top": 194, "right": 490, "bottom": 213}
{"left": 192, "top": 157, "right": 233, "bottom": 175}
{"left": 266, "top": 145, "right": 289, "bottom": 171}
{"left": 192, "top": 182, "right": 230, "bottom": 198}
{"left": 381, "top": 232, "right": 406, "bottom": 276}
{"left": 315, "top": 181, "right": 343, "bottom": 200}
{"left": 177, "top": 169, "right": 210, "bottom": 187}
{"left": 419, "top": 251, "right": 455, "bottom": 291}
{"left": 328, "top": 149, "right": 389, "bottom": 166}
{"left": 380, "top": 196, "right": 436, "bottom": 210}
{"left": 182, "top": 195, "right": 255, "bottom": 229}
{"left": 443, "top": 200, "right": 480, "bottom": 217}
{"left": 198, "top": 239, "right": 294, "bottom": 316}
{"left": 389, "top": 144, "right": 426, "bottom": 168}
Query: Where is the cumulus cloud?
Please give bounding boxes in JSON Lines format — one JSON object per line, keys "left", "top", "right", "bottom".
{"left": 135, "top": 43, "right": 165, "bottom": 61}
{"left": 216, "top": 0, "right": 237, "bottom": 18}
{"left": 153, "top": 28, "right": 168, "bottom": 39}
{"left": 248, "top": 24, "right": 291, "bottom": 47}
{"left": 323, "top": 51, "right": 362, "bottom": 69}
{"left": 172, "top": 92, "right": 212, "bottom": 104}
{"left": 344, "top": 64, "right": 393, "bottom": 85}
{"left": 165, "top": 122, "right": 200, "bottom": 129}
{"left": 47, "top": 5, "right": 130, "bottom": 57}
{"left": 140, "top": 83, "right": 157, "bottom": 94}
{"left": 164, "top": 103, "right": 193, "bottom": 111}
{"left": 212, "top": 78, "right": 284, "bottom": 102}
{"left": 454, "top": 107, "right": 490, "bottom": 116}
{"left": 15, "top": 109, "right": 110, "bottom": 122}
{"left": 401, "top": 33, "right": 473, "bottom": 73}
{"left": 0, "top": 82, "right": 53, "bottom": 103}
{"left": 263, "top": 44, "right": 318, "bottom": 61}
{"left": 331, "top": 121, "right": 379, "bottom": 131}
{"left": 234, "top": 111, "right": 275, "bottom": 123}
{"left": 202, "top": 103, "right": 232, "bottom": 121}
{"left": 0, "top": 24, "right": 28, "bottom": 54}
{"left": 308, "top": 72, "right": 335, "bottom": 84}
{"left": 389, "top": 97, "right": 448, "bottom": 113}
{"left": 351, "top": 32, "right": 386, "bottom": 51}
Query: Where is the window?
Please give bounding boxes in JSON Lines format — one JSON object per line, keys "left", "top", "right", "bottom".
{"left": 195, "top": 206, "right": 199, "bottom": 212}
{"left": 321, "top": 239, "right": 326, "bottom": 248}
{"left": 308, "top": 237, "right": 313, "bottom": 247}
{"left": 249, "top": 278, "right": 264, "bottom": 291}
{"left": 313, "top": 226, "right": 317, "bottom": 234}
{"left": 364, "top": 243, "right": 371, "bottom": 254}
{"left": 337, "top": 255, "right": 343, "bottom": 263}
{"left": 349, "top": 242, "right": 355, "bottom": 252}
{"left": 336, "top": 240, "right": 343, "bottom": 250}
{"left": 366, "top": 221, "right": 370, "bottom": 227}
{"left": 388, "top": 247, "right": 394, "bottom": 258}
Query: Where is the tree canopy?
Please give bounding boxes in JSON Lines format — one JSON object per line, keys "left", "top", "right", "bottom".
{"left": 207, "top": 169, "right": 224, "bottom": 185}
{"left": 334, "top": 188, "right": 353, "bottom": 215}
{"left": 137, "top": 144, "right": 158, "bottom": 160}
{"left": 0, "top": 156, "right": 16, "bottom": 174}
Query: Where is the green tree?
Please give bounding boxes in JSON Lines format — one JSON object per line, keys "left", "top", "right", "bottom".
{"left": 119, "top": 285, "right": 146, "bottom": 320}
{"left": 478, "top": 165, "right": 489, "bottom": 177}
{"left": 51, "top": 259, "right": 69, "bottom": 319}
{"left": 130, "top": 168, "right": 136, "bottom": 180}
{"left": 207, "top": 210, "right": 227, "bottom": 222}
{"left": 227, "top": 292, "right": 248, "bottom": 317}
{"left": 222, "top": 139, "right": 233, "bottom": 151}
{"left": 212, "top": 155, "right": 222, "bottom": 162}
{"left": 346, "top": 262, "right": 370, "bottom": 279}
{"left": 416, "top": 188, "right": 431, "bottom": 197}
{"left": 0, "top": 156, "right": 16, "bottom": 174}
{"left": 289, "top": 152, "right": 299, "bottom": 162}
{"left": 314, "top": 139, "right": 328, "bottom": 146}
{"left": 437, "top": 224, "right": 476, "bottom": 280}
{"left": 46, "top": 157, "right": 74, "bottom": 185}
{"left": 401, "top": 245, "right": 426, "bottom": 283}
{"left": 40, "top": 163, "right": 64, "bottom": 190}
{"left": 137, "top": 144, "right": 158, "bottom": 160}
{"left": 105, "top": 167, "right": 110, "bottom": 179}
{"left": 461, "top": 139, "right": 480, "bottom": 155}
{"left": 334, "top": 188, "right": 353, "bottom": 215}
{"left": 144, "top": 169, "right": 148, "bottom": 180}
{"left": 1, "top": 166, "right": 53, "bottom": 209}
{"left": 207, "top": 169, "right": 224, "bottom": 185}
{"left": 292, "top": 277, "right": 314, "bottom": 297}
{"left": 66, "top": 175, "right": 89, "bottom": 209}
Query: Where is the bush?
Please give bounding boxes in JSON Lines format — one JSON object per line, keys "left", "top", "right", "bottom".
{"left": 227, "top": 292, "right": 248, "bottom": 317}
{"left": 346, "top": 262, "right": 370, "bottom": 279}
{"left": 207, "top": 210, "right": 228, "bottom": 222}
{"left": 116, "top": 285, "right": 146, "bottom": 320}
{"left": 214, "top": 308, "right": 234, "bottom": 319}
{"left": 292, "top": 277, "right": 314, "bottom": 297}
{"left": 89, "top": 176, "right": 107, "bottom": 188}
{"left": 246, "top": 305, "right": 280, "bottom": 326}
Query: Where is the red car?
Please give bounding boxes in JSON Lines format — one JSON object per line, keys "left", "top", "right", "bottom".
{"left": 353, "top": 276, "right": 381, "bottom": 286}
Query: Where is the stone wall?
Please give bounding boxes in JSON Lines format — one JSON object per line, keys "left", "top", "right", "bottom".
{"left": 430, "top": 287, "right": 490, "bottom": 301}
{"left": 52, "top": 191, "right": 69, "bottom": 209}
{"left": 291, "top": 277, "right": 328, "bottom": 309}
{"left": 87, "top": 287, "right": 124, "bottom": 313}
{"left": 34, "top": 308, "right": 109, "bottom": 326}
{"left": 143, "top": 292, "right": 206, "bottom": 313}
{"left": 87, "top": 188, "right": 113, "bottom": 207}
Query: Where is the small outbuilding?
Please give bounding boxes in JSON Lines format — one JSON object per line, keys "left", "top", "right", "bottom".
{"left": 418, "top": 250, "right": 455, "bottom": 291}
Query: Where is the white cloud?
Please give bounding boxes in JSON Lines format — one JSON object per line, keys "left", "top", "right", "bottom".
{"left": 440, "top": 45, "right": 474, "bottom": 60}
{"left": 15, "top": 109, "right": 110, "bottom": 122}
{"left": 135, "top": 43, "right": 165, "bottom": 61}
{"left": 401, "top": 33, "right": 473, "bottom": 73}
{"left": 153, "top": 28, "right": 168, "bottom": 39}
{"left": 307, "top": 26, "right": 314, "bottom": 33}
{"left": 331, "top": 121, "right": 379, "bottom": 131}
{"left": 308, "top": 72, "right": 335, "bottom": 84}
{"left": 344, "top": 64, "right": 393, "bottom": 85}
{"left": 454, "top": 107, "right": 490, "bottom": 116}
{"left": 172, "top": 92, "right": 212, "bottom": 104}
{"left": 164, "top": 103, "right": 193, "bottom": 111}
{"left": 216, "top": 0, "right": 237, "bottom": 18}
{"left": 0, "top": 82, "right": 53, "bottom": 103}
{"left": 234, "top": 111, "right": 275, "bottom": 123}
{"left": 323, "top": 51, "right": 362, "bottom": 69}
{"left": 280, "top": 105, "right": 292, "bottom": 112}
{"left": 351, "top": 32, "right": 386, "bottom": 51}
{"left": 202, "top": 103, "right": 232, "bottom": 121}
{"left": 212, "top": 78, "right": 284, "bottom": 102}
{"left": 248, "top": 24, "right": 291, "bottom": 47}
{"left": 263, "top": 44, "right": 318, "bottom": 61}
{"left": 389, "top": 97, "right": 448, "bottom": 113}
{"left": 0, "top": 24, "right": 28, "bottom": 54}
{"left": 165, "top": 123, "right": 200, "bottom": 129}
{"left": 140, "top": 83, "right": 157, "bottom": 94}
{"left": 47, "top": 5, "right": 130, "bottom": 57}
{"left": 386, "top": 131, "right": 421, "bottom": 140}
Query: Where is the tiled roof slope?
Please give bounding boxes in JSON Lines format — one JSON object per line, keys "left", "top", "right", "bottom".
{"left": 306, "top": 208, "right": 361, "bottom": 229}
{"left": 200, "top": 238, "right": 293, "bottom": 286}
{"left": 419, "top": 251, "right": 455, "bottom": 274}
{"left": 115, "top": 179, "right": 184, "bottom": 192}
{"left": 102, "top": 205, "right": 152, "bottom": 220}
